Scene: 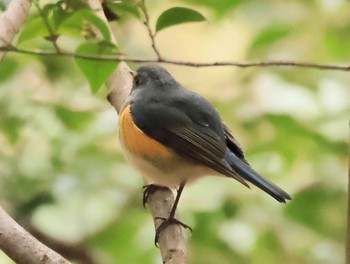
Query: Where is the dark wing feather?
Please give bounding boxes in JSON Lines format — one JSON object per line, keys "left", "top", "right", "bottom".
{"left": 222, "top": 125, "right": 291, "bottom": 202}
{"left": 223, "top": 123, "right": 250, "bottom": 165}
{"left": 166, "top": 126, "right": 248, "bottom": 186}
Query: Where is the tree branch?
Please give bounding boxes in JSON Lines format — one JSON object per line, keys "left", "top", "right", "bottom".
{"left": 148, "top": 188, "right": 187, "bottom": 264}
{"left": 27, "top": 226, "right": 97, "bottom": 264}
{"left": 0, "top": 207, "right": 71, "bottom": 264}
{"left": 86, "top": 0, "right": 132, "bottom": 113}
{"left": 85, "top": 1, "right": 187, "bottom": 262}
{"left": 0, "top": 0, "right": 31, "bottom": 61}
{"left": 1, "top": 45, "right": 350, "bottom": 72}
{"left": 0, "top": 2, "right": 72, "bottom": 263}
{"left": 347, "top": 121, "right": 350, "bottom": 264}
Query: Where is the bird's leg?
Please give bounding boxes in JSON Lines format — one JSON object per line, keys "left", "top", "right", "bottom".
{"left": 142, "top": 184, "right": 169, "bottom": 208}
{"left": 154, "top": 182, "right": 192, "bottom": 245}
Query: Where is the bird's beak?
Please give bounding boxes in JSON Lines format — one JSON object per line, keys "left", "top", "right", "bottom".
{"left": 129, "top": 70, "right": 137, "bottom": 77}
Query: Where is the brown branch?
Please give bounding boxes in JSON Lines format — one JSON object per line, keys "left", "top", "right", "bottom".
{"left": 347, "top": 121, "right": 350, "bottom": 264}
{"left": 0, "top": 1, "right": 72, "bottom": 262}
{"left": 0, "top": 0, "right": 31, "bottom": 61}
{"left": 27, "top": 226, "right": 98, "bottom": 264}
{"left": 86, "top": 0, "right": 133, "bottom": 113}
{"left": 1, "top": 45, "right": 350, "bottom": 71}
{"left": 147, "top": 188, "right": 187, "bottom": 264}
{"left": 85, "top": 1, "right": 188, "bottom": 262}
{"left": 0, "top": 207, "right": 71, "bottom": 264}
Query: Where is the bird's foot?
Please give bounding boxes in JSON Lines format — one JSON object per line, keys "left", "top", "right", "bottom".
{"left": 154, "top": 216, "right": 192, "bottom": 246}
{"left": 142, "top": 184, "right": 169, "bottom": 208}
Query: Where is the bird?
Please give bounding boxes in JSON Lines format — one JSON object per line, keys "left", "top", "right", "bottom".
{"left": 117, "top": 65, "right": 291, "bottom": 242}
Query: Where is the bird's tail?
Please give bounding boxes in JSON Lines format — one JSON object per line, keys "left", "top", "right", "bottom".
{"left": 226, "top": 152, "right": 291, "bottom": 203}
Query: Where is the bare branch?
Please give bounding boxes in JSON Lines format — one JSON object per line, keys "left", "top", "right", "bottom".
{"left": 147, "top": 188, "right": 187, "bottom": 264}
{"left": 0, "top": 2, "right": 74, "bottom": 264}
{"left": 85, "top": 1, "right": 188, "bottom": 262}
{"left": 27, "top": 226, "right": 97, "bottom": 264}
{"left": 86, "top": 0, "right": 133, "bottom": 113}
{"left": 1, "top": 45, "right": 350, "bottom": 72}
{"left": 347, "top": 121, "right": 350, "bottom": 264}
{"left": 0, "top": 207, "right": 71, "bottom": 264}
{"left": 139, "top": 0, "right": 162, "bottom": 60}
{"left": 0, "top": 0, "right": 31, "bottom": 61}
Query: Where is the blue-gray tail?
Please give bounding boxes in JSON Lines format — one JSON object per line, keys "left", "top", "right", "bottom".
{"left": 226, "top": 152, "right": 291, "bottom": 203}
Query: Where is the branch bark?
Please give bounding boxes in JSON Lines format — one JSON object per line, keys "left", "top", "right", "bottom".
{"left": 0, "top": 2, "right": 70, "bottom": 263}
{"left": 148, "top": 188, "right": 187, "bottom": 264}
{"left": 0, "top": 0, "right": 31, "bottom": 61}
{"left": 347, "top": 121, "right": 350, "bottom": 264}
{"left": 0, "top": 207, "right": 71, "bottom": 264}
{"left": 86, "top": 0, "right": 187, "bottom": 263}
{"left": 86, "top": 0, "right": 132, "bottom": 113}
{"left": 27, "top": 226, "right": 97, "bottom": 264}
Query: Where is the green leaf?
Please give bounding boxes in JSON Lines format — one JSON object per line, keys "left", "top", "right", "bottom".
{"left": 0, "top": 2, "right": 6, "bottom": 11}
{"left": 18, "top": 16, "right": 50, "bottom": 43}
{"left": 0, "top": 116, "right": 22, "bottom": 144}
{"left": 58, "top": 9, "right": 111, "bottom": 41}
{"left": 75, "top": 41, "right": 119, "bottom": 93}
{"left": 54, "top": 105, "right": 95, "bottom": 131}
{"left": 156, "top": 7, "right": 206, "bottom": 33}
{"left": 324, "top": 27, "right": 350, "bottom": 60}
{"left": 250, "top": 25, "right": 292, "bottom": 50}
{"left": 105, "top": 1, "right": 140, "bottom": 19}
{"left": 252, "top": 229, "right": 286, "bottom": 263}
{"left": 51, "top": 2, "right": 72, "bottom": 31}
{"left": 41, "top": 3, "right": 57, "bottom": 30}
{"left": 0, "top": 57, "right": 18, "bottom": 83}
{"left": 181, "top": 0, "right": 246, "bottom": 17}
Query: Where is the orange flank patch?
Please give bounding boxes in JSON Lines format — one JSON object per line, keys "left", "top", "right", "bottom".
{"left": 119, "top": 105, "right": 173, "bottom": 158}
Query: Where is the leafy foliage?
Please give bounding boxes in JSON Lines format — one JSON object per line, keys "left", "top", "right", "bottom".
{"left": 250, "top": 25, "right": 294, "bottom": 50}
{"left": 58, "top": 9, "right": 112, "bottom": 41}
{"left": 181, "top": 0, "right": 247, "bottom": 16}
{"left": 156, "top": 7, "right": 206, "bottom": 33}
{"left": 104, "top": 0, "right": 140, "bottom": 19}
{"left": 75, "top": 41, "right": 119, "bottom": 93}
{"left": 18, "top": 17, "right": 50, "bottom": 43}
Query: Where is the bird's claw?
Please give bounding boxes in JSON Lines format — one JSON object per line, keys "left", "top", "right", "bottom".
{"left": 154, "top": 216, "right": 192, "bottom": 246}
{"left": 142, "top": 184, "right": 167, "bottom": 208}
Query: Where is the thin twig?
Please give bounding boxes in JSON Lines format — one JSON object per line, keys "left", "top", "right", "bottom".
{"left": 1, "top": 45, "right": 350, "bottom": 71}
{"left": 33, "top": 1, "right": 61, "bottom": 53}
{"left": 139, "top": 0, "right": 162, "bottom": 60}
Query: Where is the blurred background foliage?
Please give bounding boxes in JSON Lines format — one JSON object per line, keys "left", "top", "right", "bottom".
{"left": 0, "top": 0, "right": 349, "bottom": 263}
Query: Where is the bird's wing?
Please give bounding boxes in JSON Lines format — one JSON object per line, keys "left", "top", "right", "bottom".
{"left": 131, "top": 93, "right": 249, "bottom": 186}
{"left": 222, "top": 123, "right": 250, "bottom": 165}
{"left": 165, "top": 125, "right": 249, "bottom": 186}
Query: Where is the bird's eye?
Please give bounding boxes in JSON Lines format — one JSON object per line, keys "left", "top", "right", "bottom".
{"left": 134, "top": 75, "right": 143, "bottom": 87}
